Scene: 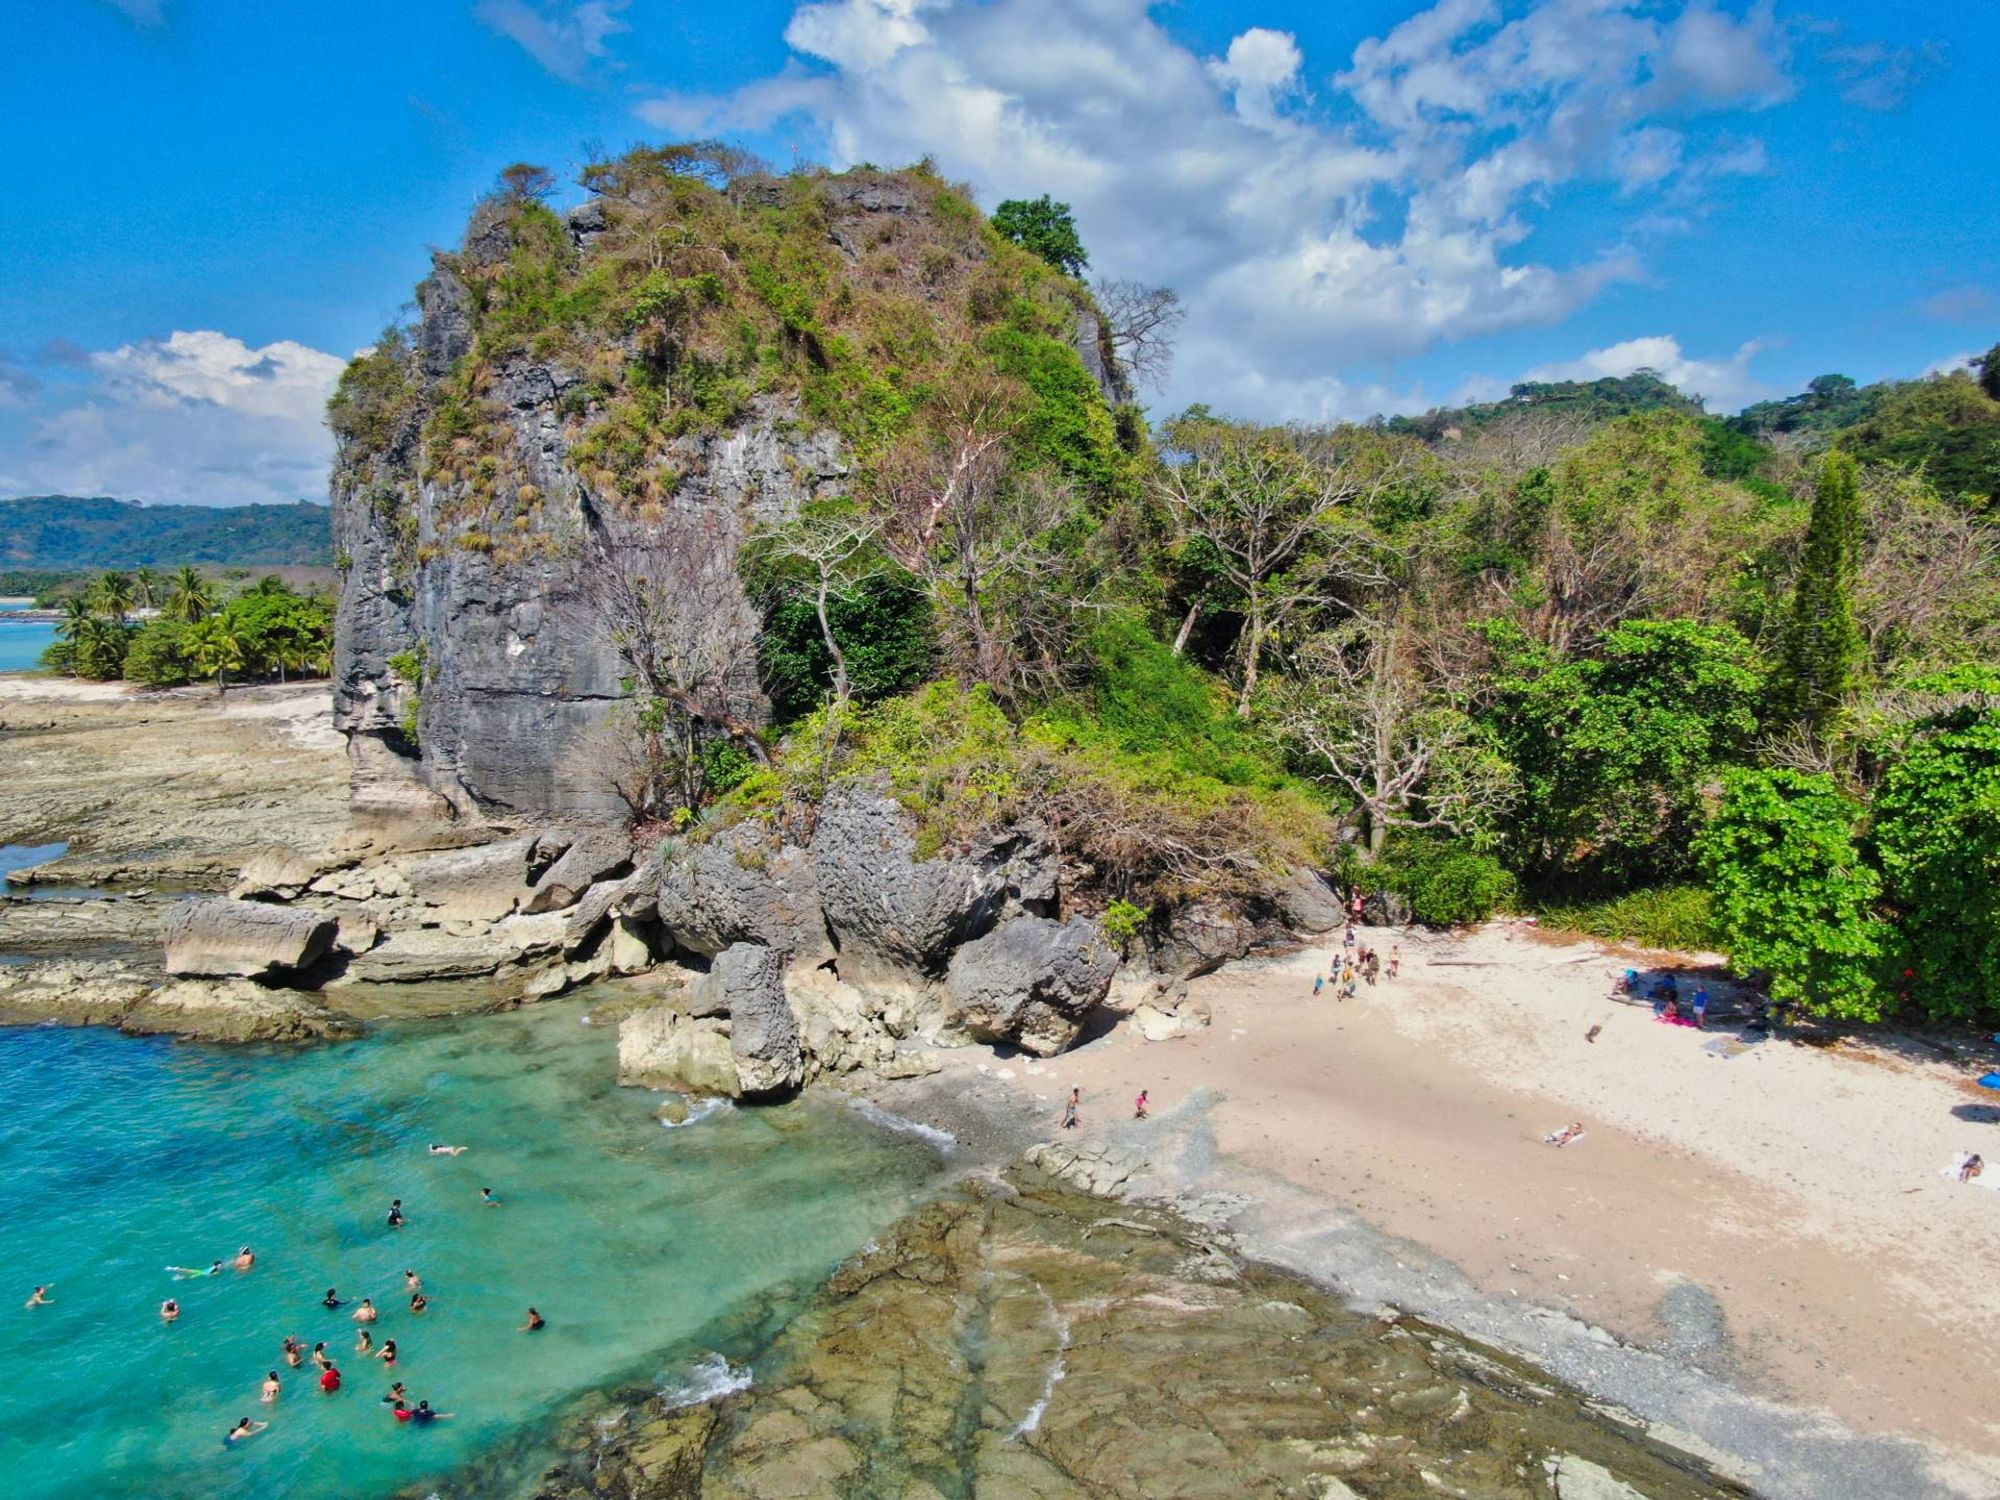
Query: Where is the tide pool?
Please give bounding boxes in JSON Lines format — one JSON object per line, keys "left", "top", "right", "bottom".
{"left": 0, "top": 1002, "right": 949, "bottom": 1499}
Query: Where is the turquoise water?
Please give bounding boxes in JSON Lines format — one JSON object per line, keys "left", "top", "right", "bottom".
{"left": 0, "top": 1004, "right": 948, "bottom": 1499}
{"left": 0, "top": 602, "right": 56, "bottom": 672}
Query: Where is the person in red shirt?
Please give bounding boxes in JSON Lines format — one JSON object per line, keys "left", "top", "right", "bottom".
{"left": 319, "top": 1364, "right": 342, "bottom": 1394}
{"left": 391, "top": 1400, "right": 414, "bottom": 1423}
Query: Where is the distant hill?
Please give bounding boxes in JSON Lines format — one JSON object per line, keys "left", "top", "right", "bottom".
{"left": 1384, "top": 372, "right": 1702, "bottom": 441}
{"left": 0, "top": 495, "right": 332, "bottom": 568}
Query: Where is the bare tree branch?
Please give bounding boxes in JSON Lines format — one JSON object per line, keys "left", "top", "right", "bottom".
{"left": 1094, "top": 277, "right": 1185, "bottom": 391}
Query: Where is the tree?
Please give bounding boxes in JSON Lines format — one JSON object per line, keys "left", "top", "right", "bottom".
{"left": 1155, "top": 416, "right": 1395, "bottom": 715}
{"left": 497, "top": 161, "right": 556, "bottom": 203}
{"left": 1488, "top": 619, "right": 1763, "bottom": 886}
{"left": 1977, "top": 343, "right": 2000, "bottom": 405}
{"left": 1093, "top": 278, "right": 1184, "bottom": 390}
{"left": 1869, "top": 690, "right": 2000, "bottom": 1022}
{"left": 55, "top": 596, "right": 94, "bottom": 676}
{"left": 168, "top": 566, "right": 213, "bottom": 624}
{"left": 751, "top": 508, "right": 885, "bottom": 708}
{"left": 990, "top": 195, "right": 1089, "bottom": 278}
{"left": 1697, "top": 768, "right": 1885, "bottom": 1020}
{"left": 187, "top": 616, "right": 246, "bottom": 697}
{"left": 1277, "top": 620, "right": 1515, "bottom": 854}
{"left": 123, "top": 619, "right": 195, "bottom": 688}
{"left": 132, "top": 566, "right": 163, "bottom": 612}
{"left": 94, "top": 571, "right": 134, "bottom": 623}
{"left": 1770, "top": 450, "right": 1865, "bottom": 736}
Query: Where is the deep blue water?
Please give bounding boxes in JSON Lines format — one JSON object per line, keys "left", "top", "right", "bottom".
{"left": 0, "top": 1006, "right": 947, "bottom": 1499}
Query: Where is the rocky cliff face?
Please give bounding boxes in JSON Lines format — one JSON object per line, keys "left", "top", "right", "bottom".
{"left": 330, "top": 166, "right": 1125, "bottom": 829}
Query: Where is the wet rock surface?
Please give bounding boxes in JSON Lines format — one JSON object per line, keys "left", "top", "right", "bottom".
{"left": 528, "top": 1168, "right": 1748, "bottom": 1500}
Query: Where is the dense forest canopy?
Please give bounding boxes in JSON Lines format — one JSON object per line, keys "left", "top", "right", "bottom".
{"left": 334, "top": 145, "right": 2000, "bottom": 1028}
{"left": 0, "top": 495, "right": 333, "bottom": 568}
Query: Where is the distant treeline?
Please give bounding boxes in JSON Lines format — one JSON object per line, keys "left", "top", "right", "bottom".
{"left": 0, "top": 495, "right": 333, "bottom": 569}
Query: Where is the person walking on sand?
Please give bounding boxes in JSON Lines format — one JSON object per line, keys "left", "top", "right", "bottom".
{"left": 260, "top": 1371, "right": 281, "bottom": 1403}
{"left": 1061, "top": 1089, "right": 1080, "bottom": 1131}
{"left": 1313, "top": 973, "right": 1324, "bottom": 997}
{"left": 24, "top": 1285, "right": 51, "bottom": 1309}
{"left": 1340, "top": 965, "right": 1357, "bottom": 1001}
{"left": 1134, "top": 1090, "right": 1150, "bottom": 1120}
{"left": 1388, "top": 945, "right": 1400, "bottom": 980}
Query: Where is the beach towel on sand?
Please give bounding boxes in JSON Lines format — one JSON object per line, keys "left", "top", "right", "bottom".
{"left": 1980, "top": 1074, "right": 2000, "bottom": 1090}
{"left": 1702, "top": 1038, "right": 1753, "bottom": 1060}
{"left": 1940, "top": 1156, "right": 2000, "bottom": 1189}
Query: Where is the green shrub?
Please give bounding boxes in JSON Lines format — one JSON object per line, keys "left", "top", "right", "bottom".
{"left": 123, "top": 619, "right": 195, "bottom": 688}
{"left": 1534, "top": 885, "right": 1718, "bottom": 951}
{"left": 1380, "top": 837, "right": 1517, "bottom": 926}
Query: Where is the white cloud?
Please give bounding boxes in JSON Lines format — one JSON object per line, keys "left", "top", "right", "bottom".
{"left": 1917, "top": 285, "right": 1993, "bottom": 324}
{"left": 641, "top": 0, "right": 1796, "bottom": 422}
{"left": 1922, "top": 351, "right": 1978, "bottom": 379}
{"left": 1822, "top": 39, "right": 1947, "bottom": 112}
{"left": 0, "top": 332, "right": 346, "bottom": 506}
{"left": 475, "top": 0, "right": 628, "bottom": 84}
{"left": 1520, "top": 332, "right": 1776, "bottom": 411}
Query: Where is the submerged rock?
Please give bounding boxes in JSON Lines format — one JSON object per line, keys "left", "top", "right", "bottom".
{"left": 163, "top": 897, "right": 337, "bottom": 979}
{"left": 944, "top": 915, "right": 1117, "bottom": 1056}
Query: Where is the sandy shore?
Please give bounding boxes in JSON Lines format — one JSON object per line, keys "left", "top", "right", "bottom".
{"left": 884, "top": 924, "right": 2000, "bottom": 1499}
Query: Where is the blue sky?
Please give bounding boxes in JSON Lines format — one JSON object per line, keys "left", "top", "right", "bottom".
{"left": 0, "top": 0, "right": 1991, "bottom": 505}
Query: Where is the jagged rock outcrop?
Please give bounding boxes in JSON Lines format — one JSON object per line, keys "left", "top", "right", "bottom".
{"left": 698, "top": 942, "right": 804, "bottom": 1097}
{"left": 405, "top": 835, "right": 541, "bottom": 922}
{"left": 653, "top": 823, "right": 828, "bottom": 966}
{"left": 811, "top": 784, "right": 1054, "bottom": 985}
{"left": 617, "top": 1007, "right": 741, "bottom": 1096}
{"left": 522, "top": 829, "right": 632, "bottom": 914}
{"left": 164, "top": 898, "right": 337, "bottom": 979}
{"left": 944, "top": 915, "right": 1118, "bottom": 1055}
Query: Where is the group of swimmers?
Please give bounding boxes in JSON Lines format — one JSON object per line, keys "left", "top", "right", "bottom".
{"left": 25, "top": 1142, "right": 550, "bottom": 1455}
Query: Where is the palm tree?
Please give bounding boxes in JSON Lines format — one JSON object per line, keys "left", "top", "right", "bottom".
{"left": 169, "top": 565, "right": 214, "bottom": 624}
{"left": 56, "top": 596, "right": 94, "bottom": 677}
{"left": 95, "top": 571, "right": 134, "bottom": 623}
{"left": 133, "top": 567, "right": 163, "bottom": 612}
{"left": 188, "top": 617, "right": 245, "bottom": 697}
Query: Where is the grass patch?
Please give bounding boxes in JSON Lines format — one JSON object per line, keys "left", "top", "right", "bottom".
{"left": 1533, "top": 884, "right": 1719, "bottom": 951}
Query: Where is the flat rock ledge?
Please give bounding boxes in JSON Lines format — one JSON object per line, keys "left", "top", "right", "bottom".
{"left": 0, "top": 960, "right": 356, "bottom": 1044}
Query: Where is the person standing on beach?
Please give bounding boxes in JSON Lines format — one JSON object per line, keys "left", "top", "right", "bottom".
{"left": 1134, "top": 1090, "right": 1149, "bottom": 1120}
{"left": 1313, "top": 973, "right": 1324, "bottom": 997}
{"left": 1061, "top": 1089, "right": 1080, "bottom": 1130}
{"left": 1693, "top": 989, "right": 1710, "bottom": 1029}
{"left": 1388, "top": 945, "right": 1400, "bottom": 979}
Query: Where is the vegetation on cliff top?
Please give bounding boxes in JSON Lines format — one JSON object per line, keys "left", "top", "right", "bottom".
{"left": 333, "top": 146, "right": 2000, "bottom": 1025}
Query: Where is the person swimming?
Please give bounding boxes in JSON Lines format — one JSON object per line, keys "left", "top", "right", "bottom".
{"left": 282, "top": 1336, "right": 304, "bottom": 1369}
{"left": 356, "top": 1329, "right": 375, "bottom": 1356}
{"left": 319, "top": 1364, "right": 342, "bottom": 1395}
{"left": 409, "top": 1399, "right": 452, "bottom": 1424}
{"left": 224, "top": 1417, "right": 267, "bottom": 1447}
{"left": 321, "top": 1288, "right": 346, "bottom": 1310}
{"left": 24, "top": 1285, "right": 51, "bottom": 1309}
{"left": 404, "top": 1269, "right": 422, "bottom": 1293}
{"left": 409, "top": 1291, "right": 428, "bottom": 1314}
{"left": 311, "top": 1341, "right": 331, "bottom": 1370}
{"left": 353, "top": 1298, "right": 378, "bottom": 1324}
{"left": 378, "top": 1339, "right": 398, "bottom": 1366}
{"left": 479, "top": 1187, "right": 499, "bottom": 1207}
{"left": 260, "top": 1371, "right": 281, "bottom": 1403}
{"left": 167, "top": 1262, "right": 222, "bottom": 1279}
{"left": 160, "top": 1299, "right": 180, "bottom": 1323}
{"left": 427, "top": 1144, "right": 468, "bottom": 1156}
{"left": 380, "top": 1380, "right": 408, "bottom": 1407}
{"left": 233, "top": 1246, "right": 255, "bottom": 1272}
{"left": 386, "top": 1199, "right": 405, "bottom": 1229}
{"left": 521, "top": 1307, "right": 545, "bottom": 1332}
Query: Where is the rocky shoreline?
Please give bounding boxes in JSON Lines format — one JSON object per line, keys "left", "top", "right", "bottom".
{"left": 518, "top": 1155, "right": 1748, "bottom": 1500}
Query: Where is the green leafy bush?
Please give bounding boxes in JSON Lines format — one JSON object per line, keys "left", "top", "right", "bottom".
{"left": 1380, "top": 837, "right": 1517, "bottom": 926}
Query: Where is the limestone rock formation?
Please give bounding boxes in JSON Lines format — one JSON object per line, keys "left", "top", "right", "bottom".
{"left": 811, "top": 784, "right": 1053, "bottom": 985}
{"left": 695, "top": 942, "right": 803, "bottom": 1097}
{"left": 124, "top": 978, "right": 358, "bottom": 1044}
{"left": 653, "top": 824, "right": 828, "bottom": 966}
{"left": 944, "top": 915, "right": 1117, "bottom": 1055}
{"left": 405, "top": 836, "right": 540, "bottom": 922}
{"left": 522, "top": 829, "right": 632, "bottom": 914}
{"left": 230, "top": 845, "right": 328, "bottom": 901}
{"left": 163, "top": 898, "right": 337, "bottom": 979}
{"left": 617, "top": 1006, "right": 741, "bottom": 1097}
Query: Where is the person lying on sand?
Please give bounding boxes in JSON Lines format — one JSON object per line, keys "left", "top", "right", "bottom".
{"left": 24, "top": 1285, "right": 51, "bottom": 1308}
{"left": 1544, "top": 1122, "right": 1586, "bottom": 1148}
{"left": 1957, "top": 1153, "right": 1984, "bottom": 1183}
{"left": 223, "top": 1417, "right": 267, "bottom": 1447}
{"left": 427, "top": 1144, "right": 468, "bottom": 1156}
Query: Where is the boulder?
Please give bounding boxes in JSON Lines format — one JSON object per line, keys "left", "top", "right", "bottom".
{"left": 654, "top": 823, "right": 829, "bottom": 966}
{"left": 811, "top": 785, "right": 1052, "bottom": 984}
{"left": 522, "top": 829, "right": 632, "bottom": 914}
{"left": 692, "top": 942, "right": 803, "bottom": 1096}
{"left": 1146, "top": 897, "right": 1283, "bottom": 980}
{"left": 786, "top": 967, "right": 898, "bottom": 1075}
{"left": 617, "top": 1007, "right": 742, "bottom": 1097}
{"left": 1131, "top": 993, "right": 1212, "bottom": 1042}
{"left": 406, "top": 835, "right": 539, "bottom": 922}
{"left": 944, "top": 915, "right": 1117, "bottom": 1056}
{"left": 124, "top": 978, "right": 358, "bottom": 1043}
{"left": 1274, "top": 867, "right": 1345, "bottom": 935}
{"left": 334, "top": 910, "right": 382, "bottom": 955}
{"left": 164, "top": 898, "right": 338, "bottom": 979}
{"left": 604, "top": 917, "right": 657, "bottom": 975}
{"left": 231, "top": 845, "right": 326, "bottom": 901}
{"left": 308, "top": 862, "right": 411, "bottom": 902}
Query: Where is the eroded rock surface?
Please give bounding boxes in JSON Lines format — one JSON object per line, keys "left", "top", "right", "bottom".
{"left": 945, "top": 915, "right": 1117, "bottom": 1056}
{"left": 163, "top": 898, "right": 337, "bottom": 978}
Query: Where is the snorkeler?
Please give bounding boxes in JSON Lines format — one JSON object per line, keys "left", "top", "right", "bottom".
{"left": 427, "top": 1144, "right": 468, "bottom": 1156}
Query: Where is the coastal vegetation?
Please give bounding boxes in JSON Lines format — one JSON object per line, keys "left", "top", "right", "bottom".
{"left": 40, "top": 570, "right": 333, "bottom": 692}
{"left": 0, "top": 494, "right": 332, "bottom": 568}
{"left": 337, "top": 147, "right": 2000, "bottom": 1028}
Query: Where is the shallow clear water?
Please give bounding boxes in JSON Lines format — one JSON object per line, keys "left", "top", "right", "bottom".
{"left": 0, "top": 1003, "right": 948, "bottom": 1499}
{"left": 0, "top": 602, "right": 56, "bottom": 673}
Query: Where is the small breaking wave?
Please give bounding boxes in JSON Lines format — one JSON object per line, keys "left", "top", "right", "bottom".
{"left": 844, "top": 1095, "right": 955, "bottom": 1152}
{"left": 660, "top": 1097, "right": 734, "bottom": 1129}
{"left": 657, "top": 1352, "right": 752, "bottom": 1409}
